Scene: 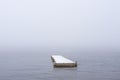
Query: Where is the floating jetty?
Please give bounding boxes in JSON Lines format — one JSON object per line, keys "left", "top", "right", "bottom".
{"left": 51, "top": 55, "right": 77, "bottom": 67}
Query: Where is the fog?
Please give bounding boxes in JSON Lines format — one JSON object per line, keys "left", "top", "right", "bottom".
{"left": 0, "top": 0, "right": 120, "bottom": 49}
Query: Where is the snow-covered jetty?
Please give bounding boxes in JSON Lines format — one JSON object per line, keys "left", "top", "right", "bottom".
{"left": 51, "top": 55, "right": 77, "bottom": 67}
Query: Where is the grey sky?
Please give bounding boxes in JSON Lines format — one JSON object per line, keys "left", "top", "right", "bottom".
{"left": 0, "top": 0, "right": 120, "bottom": 48}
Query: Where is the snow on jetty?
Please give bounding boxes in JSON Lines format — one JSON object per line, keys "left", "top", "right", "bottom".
{"left": 51, "top": 55, "right": 77, "bottom": 67}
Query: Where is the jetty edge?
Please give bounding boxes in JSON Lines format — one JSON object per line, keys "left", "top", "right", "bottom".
{"left": 51, "top": 55, "right": 77, "bottom": 67}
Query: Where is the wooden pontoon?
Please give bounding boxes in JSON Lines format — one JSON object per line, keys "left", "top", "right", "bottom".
{"left": 51, "top": 55, "right": 77, "bottom": 67}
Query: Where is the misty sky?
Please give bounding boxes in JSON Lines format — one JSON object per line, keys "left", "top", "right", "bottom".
{"left": 0, "top": 0, "right": 120, "bottom": 49}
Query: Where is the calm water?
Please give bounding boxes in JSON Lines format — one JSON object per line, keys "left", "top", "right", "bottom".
{"left": 0, "top": 48, "right": 120, "bottom": 80}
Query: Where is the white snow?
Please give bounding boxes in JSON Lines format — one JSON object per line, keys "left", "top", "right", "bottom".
{"left": 52, "top": 55, "right": 75, "bottom": 63}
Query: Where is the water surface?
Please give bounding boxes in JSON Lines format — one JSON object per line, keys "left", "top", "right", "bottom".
{"left": 0, "top": 48, "right": 120, "bottom": 80}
